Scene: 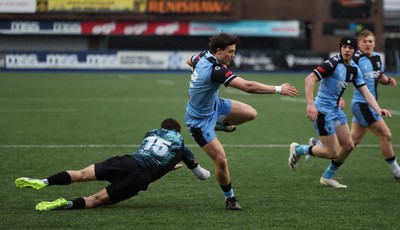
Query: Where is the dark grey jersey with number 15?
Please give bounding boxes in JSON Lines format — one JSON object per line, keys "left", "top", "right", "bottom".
{"left": 131, "top": 128, "right": 197, "bottom": 182}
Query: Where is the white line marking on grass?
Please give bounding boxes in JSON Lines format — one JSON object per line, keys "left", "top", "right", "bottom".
{"left": 224, "top": 87, "right": 248, "bottom": 95}
{"left": 390, "top": 110, "right": 400, "bottom": 116}
{"left": 117, "top": 75, "right": 133, "bottom": 80}
{"left": 280, "top": 97, "right": 307, "bottom": 103}
{"left": 0, "top": 97, "right": 183, "bottom": 102}
{"left": 1, "top": 144, "right": 398, "bottom": 148}
{"left": 280, "top": 97, "right": 400, "bottom": 116}
{"left": 0, "top": 108, "right": 77, "bottom": 112}
{"left": 157, "top": 79, "right": 175, "bottom": 86}
{"left": 0, "top": 144, "right": 137, "bottom": 148}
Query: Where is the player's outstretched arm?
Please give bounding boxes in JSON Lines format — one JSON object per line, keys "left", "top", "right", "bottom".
{"left": 228, "top": 77, "right": 298, "bottom": 97}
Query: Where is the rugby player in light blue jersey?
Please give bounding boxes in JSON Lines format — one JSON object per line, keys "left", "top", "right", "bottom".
{"left": 185, "top": 32, "right": 298, "bottom": 210}
{"left": 289, "top": 36, "right": 392, "bottom": 188}
{"left": 15, "top": 118, "right": 210, "bottom": 211}
{"left": 351, "top": 29, "right": 400, "bottom": 181}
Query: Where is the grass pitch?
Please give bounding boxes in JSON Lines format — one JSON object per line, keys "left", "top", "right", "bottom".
{"left": 0, "top": 72, "right": 399, "bottom": 229}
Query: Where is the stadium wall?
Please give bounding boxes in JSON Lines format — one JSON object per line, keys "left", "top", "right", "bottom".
{"left": 0, "top": 0, "right": 396, "bottom": 72}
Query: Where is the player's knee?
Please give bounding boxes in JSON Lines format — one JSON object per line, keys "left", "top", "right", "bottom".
{"left": 214, "top": 156, "right": 228, "bottom": 169}
{"left": 342, "top": 142, "right": 354, "bottom": 154}
{"left": 351, "top": 135, "right": 360, "bottom": 146}
{"left": 381, "top": 131, "right": 392, "bottom": 143}
{"left": 330, "top": 150, "right": 340, "bottom": 159}
{"left": 328, "top": 147, "right": 343, "bottom": 159}
{"left": 248, "top": 107, "right": 257, "bottom": 120}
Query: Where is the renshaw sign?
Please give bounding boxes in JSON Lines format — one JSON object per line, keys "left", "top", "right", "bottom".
{"left": 0, "top": 0, "right": 234, "bottom": 14}
{"left": 147, "top": 0, "right": 235, "bottom": 14}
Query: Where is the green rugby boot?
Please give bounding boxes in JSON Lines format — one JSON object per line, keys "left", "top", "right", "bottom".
{"left": 15, "top": 177, "right": 46, "bottom": 190}
{"left": 35, "top": 198, "right": 68, "bottom": 211}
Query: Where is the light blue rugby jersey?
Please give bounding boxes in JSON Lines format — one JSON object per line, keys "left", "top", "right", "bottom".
{"left": 313, "top": 54, "right": 365, "bottom": 109}
{"left": 352, "top": 50, "right": 383, "bottom": 103}
{"left": 186, "top": 51, "right": 237, "bottom": 119}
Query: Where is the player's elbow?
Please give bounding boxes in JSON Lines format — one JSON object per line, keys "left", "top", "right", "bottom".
{"left": 305, "top": 73, "right": 319, "bottom": 85}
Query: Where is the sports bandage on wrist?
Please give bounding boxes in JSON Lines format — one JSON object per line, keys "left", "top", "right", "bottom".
{"left": 191, "top": 165, "right": 210, "bottom": 180}
{"left": 275, "top": 86, "right": 282, "bottom": 93}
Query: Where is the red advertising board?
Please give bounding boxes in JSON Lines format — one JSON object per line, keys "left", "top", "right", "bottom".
{"left": 80, "top": 21, "right": 189, "bottom": 35}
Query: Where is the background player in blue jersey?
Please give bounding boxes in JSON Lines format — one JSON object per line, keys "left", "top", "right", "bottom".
{"left": 351, "top": 29, "right": 400, "bottom": 180}
{"left": 288, "top": 36, "right": 392, "bottom": 188}
{"left": 185, "top": 32, "right": 299, "bottom": 210}
{"left": 15, "top": 118, "right": 210, "bottom": 211}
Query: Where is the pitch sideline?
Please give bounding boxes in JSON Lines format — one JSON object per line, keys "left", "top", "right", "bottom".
{"left": 0, "top": 144, "right": 398, "bottom": 148}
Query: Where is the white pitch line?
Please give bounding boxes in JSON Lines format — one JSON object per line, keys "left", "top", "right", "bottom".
{"left": 0, "top": 97, "right": 183, "bottom": 102}
{"left": 224, "top": 87, "right": 248, "bottom": 95}
{"left": 390, "top": 110, "right": 400, "bottom": 116}
{"left": 0, "top": 144, "right": 399, "bottom": 148}
{"left": 0, "top": 108, "right": 78, "bottom": 112}
{"left": 0, "top": 144, "right": 137, "bottom": 148}
{"left": 156, "top": 79, "right": 175, "bottom": 86}
{"left": 280, "top": 97, "right": 400, "bottom": 116}
{"left": 280, "top": 96, "right": 307, "bottom": 103}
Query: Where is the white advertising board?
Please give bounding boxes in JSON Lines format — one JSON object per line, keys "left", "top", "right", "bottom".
{"left": 0, "top": 0, "right": 36, "bottom": 13}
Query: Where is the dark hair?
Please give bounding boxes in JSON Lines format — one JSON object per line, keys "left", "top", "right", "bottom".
{"left": 209, "top": 32, "right": 240, "bottom": 53}
{"left": 161, "top": 118, "right": 181, "bottom": 133}
{"left": 339, "top": 36, "right": 358, "bottom": 50}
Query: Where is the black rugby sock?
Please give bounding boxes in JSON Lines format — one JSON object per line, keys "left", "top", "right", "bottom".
{"left": 71, "top": 197, "right": 86, "bottom": 209}
{"left": 46, "top": 171, "right": 72, "bottom": 185}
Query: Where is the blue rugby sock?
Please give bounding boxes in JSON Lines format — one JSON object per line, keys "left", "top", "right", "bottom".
{"left": 221, "top": 182, "right": 234, "bottom": 198}
{"left": 223, "top": 189, "right": 234, "bottom": 199}
{"left": 295, "top": 145, "right": 310, "bottom": 155}
{"left": 323, "top": 161, "right": 342, "bottom": 179}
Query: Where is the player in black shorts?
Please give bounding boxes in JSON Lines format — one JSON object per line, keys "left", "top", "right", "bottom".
{"left": 15, "top": 118, "right": 210, "bottom": 211}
